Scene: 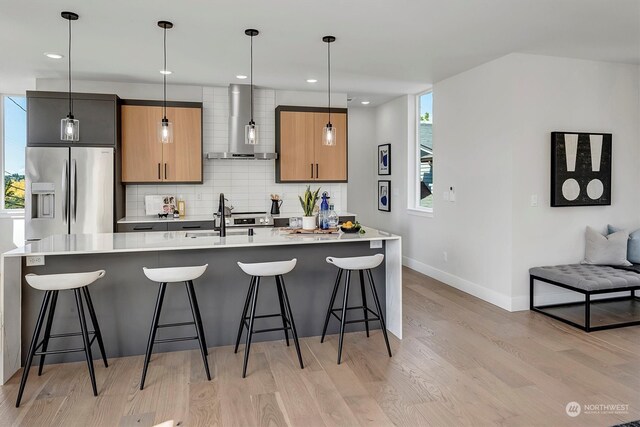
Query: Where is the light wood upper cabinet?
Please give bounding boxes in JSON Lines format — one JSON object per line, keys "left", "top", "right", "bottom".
{"left": 161, "top": 106, "right": 202, "bottom": 182}
{"left": 121, "top": 103, "right": 202, "bottom": 184}
{"left": 279, "top": 111, "right": 316, "bottom": 181}
{"left": 313, "top": 112, "right": 347, "bottom": 181}
{"left": 276, "top": 106, "right": 348, "bottom": 182}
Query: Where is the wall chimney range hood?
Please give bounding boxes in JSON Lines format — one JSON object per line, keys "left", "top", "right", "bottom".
{"left": 206, "top": 84, "right": 277, "bottom": 160}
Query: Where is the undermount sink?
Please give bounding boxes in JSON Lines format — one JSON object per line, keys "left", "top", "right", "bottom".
{"left": 185, "top": 230, "right": 251, "bottom": 238}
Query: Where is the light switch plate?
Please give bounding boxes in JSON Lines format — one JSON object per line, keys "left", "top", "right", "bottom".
{"left": 26, "top": 255, "right": 45, "bottom": 266}
{"left": 370, "top": 240, "right": 383, "bottom": 249}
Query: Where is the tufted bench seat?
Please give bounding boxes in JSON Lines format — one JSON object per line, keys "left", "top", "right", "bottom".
{"left": 529, "top": 264, "right": 640, "bottom": 332}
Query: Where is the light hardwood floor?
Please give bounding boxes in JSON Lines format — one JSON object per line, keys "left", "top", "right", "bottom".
{"left": 1, "top": 267, "right": 638, "bottom": 426}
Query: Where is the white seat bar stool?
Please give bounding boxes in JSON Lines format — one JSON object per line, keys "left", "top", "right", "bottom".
{"left": 16, "top": 270, "right": 108, "bottom": 407}
{"left": 235, "top": 259, "right": 303, "bottom": 378}
{"left": 321, "top": 254, "right": 392, "bottom": 364}
{"left": 140, "top": 264, "right": 211, "bottom": 389}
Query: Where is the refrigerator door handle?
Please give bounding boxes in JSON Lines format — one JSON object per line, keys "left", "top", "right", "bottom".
{"left": 62, "top": 160, "right": 68, "bottom": 224}
{"left": 71, "top": 159, "right": 77, "bottom": 223}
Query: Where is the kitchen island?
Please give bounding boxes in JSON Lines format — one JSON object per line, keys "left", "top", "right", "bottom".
{"left": 0, "top": 227, "right": 401, "bottom": 384}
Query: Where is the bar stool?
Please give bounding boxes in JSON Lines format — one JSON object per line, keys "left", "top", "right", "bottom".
{"left": 321, "top": 254, "right": 392, "bottom": 364}
{"left": 235, "top": 259, "right": 303, "bottom": 378}
{"left": 16, "top": 270, "right": 108, "bottom": 407}
{"left": 140, "top": 264, "right": 210, "bottom": 390}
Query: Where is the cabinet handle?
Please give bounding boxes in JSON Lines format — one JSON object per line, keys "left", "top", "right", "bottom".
{"left": 158, "top": 163, "right": 161, "bottom": 180}
{"left": 310, "top": 163, "right": 314, "bottom": 179}
{"left": 133, "top": 226, "right": 153, "bottom": 231}
{"left": 182, "top": 225, "right": 201, "bottom": 229}
{"left": 164, "top": 163, "right": 167, "bottom": 179}
{"left": 316, "top": 163, "right": 319, "bottom": 179}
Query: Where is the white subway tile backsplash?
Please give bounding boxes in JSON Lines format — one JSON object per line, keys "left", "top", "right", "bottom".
{"left": 124, "top": 86, "right": 347, "bottom": 218}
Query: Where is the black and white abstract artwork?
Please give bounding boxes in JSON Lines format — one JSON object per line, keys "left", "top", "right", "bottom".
{"left": 378, "top": 180, "right": 391, "bottom": 212}
{"left": 551, "top": 132, "right": 612, "bottom": 207}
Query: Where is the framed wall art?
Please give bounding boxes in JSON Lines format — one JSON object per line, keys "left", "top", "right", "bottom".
{"left": 378, "top": 180, "right": 391, "bottom": 212}
{"left": 378, "top": 144, "right": 391, "bottom": 175}
{"left": 551, "top": 132, "right": 612, "bottom": 207}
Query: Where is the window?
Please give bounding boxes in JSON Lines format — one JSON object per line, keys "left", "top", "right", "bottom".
{"left": 412, "top": 91, "right": 433, "bottom": 212}
{"left": 2, "top": 95, "right": 27, "bottom": 210}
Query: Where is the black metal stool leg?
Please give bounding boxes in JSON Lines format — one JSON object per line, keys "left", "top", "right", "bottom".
{"left": 359, "top": 270, "right": 370, "bottom": 338}
{"left": 74, "top": 289, "right": 97, "bottom": 396}
{"left": 186, "top": 281, "right": 211, "bottom": 381}
{"left": 38, "top": 290, "right": 58, "bottom": 376}
{"left": 321, "top": 269, "right": 343, "bottom": 343}
{"left": 366, "top": 270, "right": 392, "bottom": 357}
{"left": 278, "top": 275, "right": 304, "bottom": 369}
{"left": 16, "top": 291, "right": 52, "bottom": 407}
{"left": 140, "top": 282, "right": 167, "bottom": 390}
{"left": 235, "top": 277, "right": 256, "bottom": 353}
{"left": 337, "top": 271, "right": 351, "bottom": 364}
{"left": 275, "top": 277, "right": 290, "bottom": 346}
{"left": 242, "top": 277, "right": 260, "bottom": 378}
{"left": 82, "top": 287, "right": 108, "bottom": 368}
{"left": 186, "top": 281, "right": 209, "bottom": 356}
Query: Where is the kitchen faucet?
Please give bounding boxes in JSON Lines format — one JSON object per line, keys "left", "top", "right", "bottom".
{"left": 218, "top": 193, "right": 227, "bottom": 237}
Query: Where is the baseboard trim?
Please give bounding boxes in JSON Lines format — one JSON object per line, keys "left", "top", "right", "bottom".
{"left": 402, "top": 256, "right": 516, "bottom": 312}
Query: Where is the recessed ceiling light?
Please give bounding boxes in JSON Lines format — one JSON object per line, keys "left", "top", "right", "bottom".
{"left": 44, "top": 52, "right": 63, "bottom": 59}
{"left": 306, "top": 79, "right": 318, "bottom": 83}
{"left": 361, "top": 101, "right": 370, "bottom": 105}
{"left": 160, "top": 69, "right": 172, "bottom": 75}
{"left": 236, "top": 75, "right": 248, "bottom": 79}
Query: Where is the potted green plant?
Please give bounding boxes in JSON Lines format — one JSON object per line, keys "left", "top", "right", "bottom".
{"left": 299, "top": 186, "right": 320, "bottom": 230}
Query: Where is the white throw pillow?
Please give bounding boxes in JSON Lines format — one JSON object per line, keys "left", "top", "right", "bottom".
{"left": 582, "top": 226, "right": 632, "bottom": 266}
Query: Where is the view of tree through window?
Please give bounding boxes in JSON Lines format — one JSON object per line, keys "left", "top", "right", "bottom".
{"left": 3, "top": 96, "right": 26, "bottom": 209}
{"left": 418, "top": 92, "right": 433, "bottom": 208}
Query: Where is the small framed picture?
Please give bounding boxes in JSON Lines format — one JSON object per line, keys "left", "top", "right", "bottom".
{"left": 378, "top": 180, "right": 391, "bottom": 212}
{"left": 378, "top": 144, "right": 391, "bottom": 175}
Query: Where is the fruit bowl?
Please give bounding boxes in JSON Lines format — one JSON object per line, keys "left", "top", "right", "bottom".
{"left": 340, "top": 224, "right": 361, "bottom": 233}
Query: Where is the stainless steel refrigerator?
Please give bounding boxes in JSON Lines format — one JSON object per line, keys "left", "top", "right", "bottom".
{"left": 26, "top": 146, "right": 115, "bottom": 241}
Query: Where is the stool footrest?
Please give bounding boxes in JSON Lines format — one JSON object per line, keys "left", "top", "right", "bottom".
{"left": 35, "top": 333, "right": 97, "bottom": 353}
{"left": 330, "top": 306, "right": 380, "bottom": 324}
{"left": 245, "top": 313, "right": 284, "bottom": 320}
{"left": 154, "top": 336, "right": 198, "bottom": 344}
{"left": 253, "top": 326, "right": 292, "bottom": 334}
{"left": 157, "top": 321, "right": 195, "bottom": 329}
{"left": 48, "top": 331, "right": 96, "bottom": 339}
{"left": 35, "top": 347, "right": 86, "bottom": 356}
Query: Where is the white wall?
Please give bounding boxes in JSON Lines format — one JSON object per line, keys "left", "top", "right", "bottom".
{"left": 349, "top": 53, "right": 640, "bottom": 311}
{"left": 36, "top": 79, "right": 349, "bottom": 217}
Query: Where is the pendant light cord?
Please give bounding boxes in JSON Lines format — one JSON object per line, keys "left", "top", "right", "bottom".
{"left": 68, "top": 17, "right": 72, "bottom": 116}
{"left": 250, "top": 33, "right": 254, "bottom": 123}
{"left": 163, "top": 26, "right": 167, "bottom": 119}
{"left": 327, "top": 40, "right": 331, "bottom": 126}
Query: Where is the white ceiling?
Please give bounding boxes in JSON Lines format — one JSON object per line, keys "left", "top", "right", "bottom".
{"left": 1, "top": 0, "right": 638, "bottom": 104}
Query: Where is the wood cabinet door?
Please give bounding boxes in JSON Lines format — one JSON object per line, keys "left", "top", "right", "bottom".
{"left": 314, "top": 112, "right": 347, "bottom": 181}
{"left": 162, "top": 107, "right": 202, "bottom": 183}
{"left": 279, "top": 111, "right": 316, "bottom": 181}
{"left": 121, "top": 105, "right": 163, "bottom": 183}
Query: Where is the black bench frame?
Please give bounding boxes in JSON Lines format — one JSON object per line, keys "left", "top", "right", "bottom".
{"left": 530, "top": 275, "right": 640, "bottom": 332}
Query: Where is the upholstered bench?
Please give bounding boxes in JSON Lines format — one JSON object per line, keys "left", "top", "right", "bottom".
{"left": 529, "top": 264, "right": 640, "bottom": 332}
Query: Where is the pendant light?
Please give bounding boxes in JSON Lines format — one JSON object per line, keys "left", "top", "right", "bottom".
{"left": 245, "top": 29, "right": 259, "bottom": 145}
{"left": 60, "top": 11, "right": 79, "bottom": 141}
{"left": 322, "top": 35, "right": 336, "bottom": 146}
{"left": 158, "top": 20, "right": 174, "bottom": 144}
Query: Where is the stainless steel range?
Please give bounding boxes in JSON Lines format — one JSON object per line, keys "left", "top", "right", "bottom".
{"left": 215, "top": 211, "right": 274, "bottom": 228}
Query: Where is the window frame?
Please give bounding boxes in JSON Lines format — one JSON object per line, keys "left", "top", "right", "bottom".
{"left": 407, "top": 89, "right": 434, "bottom": 217}
{"left": 1, "top": 93, "right": 26, "bottom": 216}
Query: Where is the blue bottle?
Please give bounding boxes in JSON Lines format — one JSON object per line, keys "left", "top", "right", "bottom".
{"left": 320, "top": 192, "right": 330, "bottom": 229}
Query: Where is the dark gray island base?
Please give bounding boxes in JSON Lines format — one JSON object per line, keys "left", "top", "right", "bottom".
{"left": 21, "top": 242, "right": 385, "bottom": 365}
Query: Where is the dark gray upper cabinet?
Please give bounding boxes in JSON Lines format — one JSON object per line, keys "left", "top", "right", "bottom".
{"left": 27, "top": 91, "right": 118, "bottom": 146}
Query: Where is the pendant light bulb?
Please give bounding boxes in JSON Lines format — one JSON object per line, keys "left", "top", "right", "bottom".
{"left": 322, "top": 36, "right": 337, "bottom": 146}
{"left": 245, "top": 29, "right": 259, "bottom": 145}
{"left": 158, "top": 21, "right": 174, "bottom": 144}
{"left": 60, "top": 11, "right": 79, "bottom": 142}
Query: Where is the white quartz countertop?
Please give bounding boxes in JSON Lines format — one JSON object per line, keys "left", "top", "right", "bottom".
{"left": 117, "top": 212, "right": 358, "bottom": 224}
{"left": 117, "top": 215, "right": 215, "bottom": 224}
{"left": 3, "top": 227, "right": 398, "bottom": 257}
